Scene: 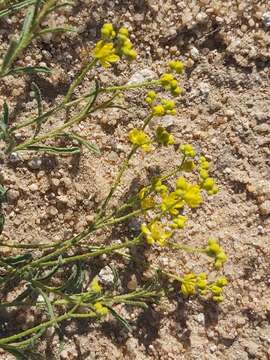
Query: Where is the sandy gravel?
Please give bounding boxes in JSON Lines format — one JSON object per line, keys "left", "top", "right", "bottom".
{"left": 0, "top": 1, "right": 270, "bottom": 359}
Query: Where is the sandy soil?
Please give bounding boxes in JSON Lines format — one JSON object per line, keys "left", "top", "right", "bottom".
{"left": 0, "top": 0, "right": 270, "bottom": 359}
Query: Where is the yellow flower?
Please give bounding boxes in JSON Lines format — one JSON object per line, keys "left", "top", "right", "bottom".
{"left": 161, "top": 99, "right": 175, "bottom": 110}
{"left": 180, "top": 144, "right": 196, "bottom": 158}
{"left": 152, "top": 104, "right": 166, "bottom": 116}
{"left": 171, "top": 215, "right": 187, "bottom": 229}
{"left": 141, "top": 222, "right": 171, "bottom": 246}
{"left": 93, "top": 302, "right": 109, "bottom": 316}
{"left": 169, "top": 60, "right": 185, "bottom": 74}
{"left": 152, "top": 178, "right": 168, "bottom": 195}
{"left": 199, "top": 156, "right": 209, "bottom": 170}
{"left": 183, "top": 185, "right": 202, "bottom": 208}
{"left": 206, "top": 239, "right": 228, "bottom": 269}
{"left": 128, "top": 129, "right": 151, "bottom": 151}
{"left": 197, "top": 273, "right": 207, "bottom": 290}
{"left": 156, "top": 127, "right": 175, "bottom": 146}
{"left": 160, "top": 73, "right": 174, "bottom": 88}
{"left": 181, "top": 273, "right": 197, "bottom": 296}
{"left": 119, "top": 27, "right": 129, "bottom": 36}
{"left": 161, "top": 192, "right": 184, "bottom": 215}
{"left": 201, "top": 177, "right": 219, "bottom": 195}
{"left": 141, "top": 196, "right": 155, "bottom": 210}
{"left": 93, "top": 40, "right": 119, "bottom": 68}
{"left": 91, "top": 278, "right": 102, "bottom": 293}
{"left": 101, "top": 23, "right": 116, "bottom": 40}
{"left": 199, "top": 169, "right": 209, "bottom": 180}
{"left": 116, "top": 30, "right": 137, "bottom": 61}
{"left": 176, "top": 177, "right": 188, "bottom": 191}
{"left": 145, "top": 90, "right": 157, "bottom": 104}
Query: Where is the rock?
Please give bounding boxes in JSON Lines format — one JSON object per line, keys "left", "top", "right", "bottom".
{"left": 48, "top": 206, "right": 58, "bottom": 217}
{"left": 190, "top": 47, "right": 200, "bottom": 60}
{"left": 150, "top": 115, "right": 175, "bottom": 129}
{"left": 127, "top": 69, "right": 157, "bottom": 85}
{"left": 127, "top": 274, "right": 138, "bottom": 290}
{"left": 51, "top": 178, "right": 60, "bottom": 187}
{"left": 29, "top": 183, "right": 39, "bottom": 192}
{"left": 98, "top": 266, "right": 114, "bottom": 286}
{"left": 8, "top": 152, "right": 23, "bottom": 164}
{"left": 196, "top": 313, "right": 205, "bottom": 325}
{"left": 262, "top": 12, "right": 270, "bottom": 27}
{"left": 7, "top": 189, "right": 20, "bottom": 202}
{"left": 259, "top": 200, "right": 270, "bottom": 216}
{"left": 56, "top": 195, "right": 69, "bottom": 205}
{"left": 28, "top": 157, "right": 42, "bottom": 170}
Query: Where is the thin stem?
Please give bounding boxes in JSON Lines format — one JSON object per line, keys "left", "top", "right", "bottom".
{"left": 64, "top": 59, "right": 97, "bottom": 103}
{"left": 36, "top": 237, "right": 142, "bottom": 268}
{"left": 0, "top": 305, "right": 77, "bottom": 345}
{"left": 97, "top": 146, "right": 137, "bottom": 217}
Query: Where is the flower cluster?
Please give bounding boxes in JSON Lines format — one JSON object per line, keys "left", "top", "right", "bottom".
{"left": 91, "top": 278, "right": 102, "bottom": 293}
{"left": 93, "top": 23, "right": 136, "bottom": 68}
{"left": 151, "top": 98, "right": 177, "bottom": 117}
{"left": 199, "top": 156, "right": 218, "bottom": 195}
{"left": 160, "top": 73, "right": 181, "bottom": 97}
{"left": 141, "top": 222, "right": 172, "bottom": 246}
{"left": 156, "top": 126, "right": 174, "bottom": 146}
{"left": 128, "top": 129, "right": 151, "bottom": 151}
{"left": 179, "top": 273, "right": 228, "bottom": 302}
{"left": 180, "top": 273, "right": 207, "bottom": 296}
{"left": 169, "top": 60, "right": 185, "bottom": 74}
{"left": 175, "top": 177, "right": 202, "bottom": 209}
{"left": 93, "top": 302, "right": 109, "bottom": 316}
{"left": 208, "top": 276, "right": 228, "bottom": 302}
{"left": 206, "top": 239, "right": 228, "bottom": 269}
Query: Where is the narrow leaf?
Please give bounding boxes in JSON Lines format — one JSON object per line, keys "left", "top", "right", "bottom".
{"left": 1, "top": 39, "right": 19, "bottom": 73}
{"left": 108, "top": 307, "right": 131, "bottom": 332}
{"left": 7, "top": 66, "right": 51, "bottom": 75}
{"left": 35, "top": 26, "right": 77, "bottom": 37}
{"left": 0, "top": 214, "right": 5, "bottom": 235}
{"left": 31, "top": 82, "right": 43, "bottom": 116}
{"left": 67, "top": 132, "right": 100, "bottom": 155}
{"left": 0, "top": 0, "right": 36, "bottom": 19}
{"left": 0, "top": 101, "right": 9, "bottom": 137}
{"left": 18, "top": 4, "right": 35, "bottom": 47}
{"left": 35, "top": 287, "right": 57, "bottom": 328}
{"left": 25, "top": 145, "right": 81, "bottom": 154}
{"left": 3, "top": 253, "right": 32, "bottom": 267}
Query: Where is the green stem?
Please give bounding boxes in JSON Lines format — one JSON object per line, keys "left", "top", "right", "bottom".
{"left": 36, "top": 237, "right": 142, "bottom": 269}
{"left": 97, "top": 146, "right": 137, "bottom": 217}
{"left": 64, "top": 59, "right": 97, "bottom": 103}
{"left": 11, "top": 80, "right": 160, "bottom": 132}
{"left": 0, "top": 306, "right": 76, "bottom": 346}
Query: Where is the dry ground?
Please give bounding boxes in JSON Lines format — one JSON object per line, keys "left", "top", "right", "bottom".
{"left": 0, "top": 0, "right": 270, "bottom": 359}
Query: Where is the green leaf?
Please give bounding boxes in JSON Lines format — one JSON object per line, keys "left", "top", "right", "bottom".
{"left": 57, "top": 263, "right": 84, "bottom": 294}
{"left": 0, "top": 0, "right": 36, "bottom": 19}
{"left": 0, "top": 214, "right": 5, "bottom": 235}
{"left": 31, "top": 82, "right": 43, "bottom": 117}
{"left": 0, "top": 345, "right": 29, "bottom": 360}
{"left": 44, "top": 1, "right": 74, "bottom": 15}
{"left": 0, "top": 101, "right": 9, "bottom": 139}
{"left": 34, "top": 287, "right": 58, "bottom": 328}
{"left": 108, "top": 307, "right": 131, "bottom": 332}
{"left": 67, "top": 132, "right": 100, "bottom": 155}
{"left": 18, "top": 3, "right": 35, "bottom": 47}
{"left": 25, "top": 145, "right": 81, "bottom": 154}
{"left": 1, "top": 39, "right": 18, "bottom": 74}
{"left": 3, "top": 253, "right": 32, "bottom": 267}
{"left": 7, "top": 66, "right": 51, "bottom": 75}
{"left": 35, "top": 26, "right": 77, "bottom": 37}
